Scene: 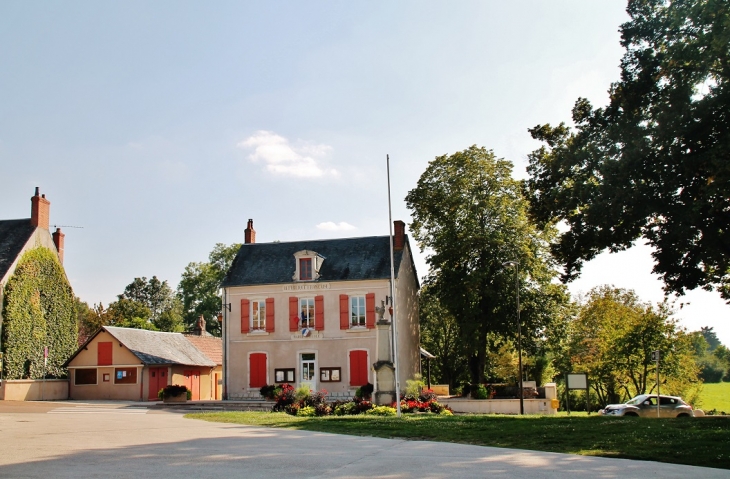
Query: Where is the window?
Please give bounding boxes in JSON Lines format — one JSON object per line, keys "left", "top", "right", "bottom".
{"left": 350, "top": 296, "right": 366, "bottom": 327}
{"left": 320, "top": 367, "right": 341, "bottom": 382}
{"left": 301, "top": 353, "right": 316, "bottom": 381}
{"left": 275, "top": 368, "right": 295, "bottom": 383}
{"left": 300, "top": 298, "right": 315, "bottom": 328}
{"left": 114, "top": 367, "right": 137, "bottom": 384}
{"left": 250, "top": 353, "right": 267, "bottom": 388}
{"left": 252, "top": 300, "right": 266, "bottom": 330}
{"left": 299, "top": 258, "right": 312, "bottom": 280}
{"left": 74, "top": 368, "right": 97, "bottom": 385}
{"left": 349, "top": 350, "right": 368, "bottom": 387}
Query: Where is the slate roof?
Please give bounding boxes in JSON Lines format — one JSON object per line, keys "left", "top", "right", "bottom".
{"left": 0, "top": 219, "right": 35, "bottom": 282}
{"left": 65, "top": 326, "right": 216, "bottom": 367}
{"left": 184, "top": 336, "right": 222, "bottom": 365}
{"left": 221, "top": 235, "right": 409, "bottom": 287}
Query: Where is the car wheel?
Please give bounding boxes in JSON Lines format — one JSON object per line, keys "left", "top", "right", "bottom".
{"left": 676, "top": 413, "right": 690, "bottom": 418}
{"left": 624, "top": 412, "right": 638, "bottom": 417}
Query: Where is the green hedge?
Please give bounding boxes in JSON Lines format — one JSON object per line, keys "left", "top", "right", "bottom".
{"left": 2, "top": 247, "right": 77, "bottom": 379}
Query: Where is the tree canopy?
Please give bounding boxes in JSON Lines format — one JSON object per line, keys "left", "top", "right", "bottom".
{"left": 406, "top": 146, "right": 570, "bottom": 384}
{"left": 526, "top": 0, "right": 730, "bottom": 301}
{"left": 561, "top": 286, "right": 700, "bottom": 404}
{"left": 178, "top": 242, "right": 241, "bottom": 336}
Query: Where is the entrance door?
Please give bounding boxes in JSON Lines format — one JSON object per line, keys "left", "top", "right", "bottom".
{"left": 148, "top": 367, "right": 167, "bottom": 400}
{"left": 184, "top": 370, "right": 201, "bottom": 400}
{"left": 300, "top": 353, "right": 317, "bottom": 391}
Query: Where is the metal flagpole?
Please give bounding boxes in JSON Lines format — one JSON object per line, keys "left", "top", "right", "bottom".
{"left": 387, "top": 154, "right": 402, "bottom": 417}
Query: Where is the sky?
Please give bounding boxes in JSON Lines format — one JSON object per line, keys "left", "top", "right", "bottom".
{"left": 1, "top": 1, "right": 728, "bottom": 345}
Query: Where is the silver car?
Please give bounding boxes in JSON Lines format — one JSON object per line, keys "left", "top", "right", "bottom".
{"left": 599, "top": 394, "right": 694, "bottom": 418}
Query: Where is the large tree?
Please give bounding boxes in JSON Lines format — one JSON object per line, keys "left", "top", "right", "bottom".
{"left": 178, "top": 243, "right": 241, "bottom": 336}
{"left": 527, "top": 0, "right": 730, "bottom": 300}
{"left": 109, "top": 276, "right": 183, "bottom": 332}
{"left": 563, "top": 286, "right": 700, "bottom": 405}
{"left": 406, "top": 146, "right": 569, "bottom": 384}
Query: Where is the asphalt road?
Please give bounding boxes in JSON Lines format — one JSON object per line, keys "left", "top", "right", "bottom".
{"left": 0, "top": 400, "right": 728, "bottom": 479}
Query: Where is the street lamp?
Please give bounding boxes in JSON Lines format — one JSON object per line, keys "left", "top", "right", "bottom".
{"left": 502, "top": 260, "right": 524, "bottom": 415}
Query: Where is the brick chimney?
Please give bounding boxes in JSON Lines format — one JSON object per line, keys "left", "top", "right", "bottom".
{"left": 393, "top": 220, "right": 405, "bottom": 251}
{"left": 245, "top": 218, "right": 256, "bottom": 244}
{"left": 30, "top": 187, "right": 50, "bottom": 229}
{"left": 53, "top": 228, "right": 65, "bottom": 264}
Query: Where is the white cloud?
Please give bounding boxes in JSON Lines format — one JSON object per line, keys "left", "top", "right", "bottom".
{"left": 238, "top": 130, "right": 337, "bottom": 178}
{"left": 316, "top": 221, "right": 356, "bottom": 231}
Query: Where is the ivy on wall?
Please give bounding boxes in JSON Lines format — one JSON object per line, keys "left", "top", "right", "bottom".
{"left": 2, "top": 247, "right": 77, "bottom": 379}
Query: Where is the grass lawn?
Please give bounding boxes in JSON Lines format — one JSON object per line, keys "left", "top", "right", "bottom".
{"left": 699, "top": 382, "right": 730, "bottom": 413}
{"left": 187, "top": 411, "right": 730, "bottom": 469}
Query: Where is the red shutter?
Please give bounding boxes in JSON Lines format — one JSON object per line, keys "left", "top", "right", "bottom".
{"left": 339, "top": 294, "right": 349, "bottom": 330}
{"left": 315, "top": 295, "right": 324, "bottom": 331}
{"left": 365, "top": 293, "right": 376, "bottom": 329}
{"left": 265, "top": 298, "right": 275, "bottom": 333}
{"left": 349, "top": 350, "right": 368, "bottom": 386}
{"left": 241, "top": 299, "right": 250, "bottom": 333}
{"left": 98, "top": 342, "right": 112, "bottom": 366}
{"left": 289, "top": 297, "right": 299, "bottom": 331}
{"left": 249, "top": 353, "right": 267, "bottom": 388}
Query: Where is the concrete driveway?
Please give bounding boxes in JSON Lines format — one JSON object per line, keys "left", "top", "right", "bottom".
{"left": 0, "top": 401, "right": 728, "bottom": 479}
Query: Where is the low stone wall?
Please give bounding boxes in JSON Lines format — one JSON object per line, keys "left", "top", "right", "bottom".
{"left": 441, "top": 397, "right": 557, "bottom": 415}
{"left": 0, "top": 379, "right": 69, "bottom": 401}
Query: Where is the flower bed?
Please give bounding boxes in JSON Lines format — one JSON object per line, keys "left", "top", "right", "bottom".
{"left": 260, "top": 382, "right": 452, "bottom": 417}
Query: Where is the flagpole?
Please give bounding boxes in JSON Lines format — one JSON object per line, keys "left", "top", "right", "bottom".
{"left": 387, "top": 154, "right": 402, "bottom": 417}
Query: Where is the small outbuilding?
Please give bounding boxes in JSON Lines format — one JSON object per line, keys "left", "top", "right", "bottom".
{"left": 64, "top": 326, "right": 221, "bottom": 401}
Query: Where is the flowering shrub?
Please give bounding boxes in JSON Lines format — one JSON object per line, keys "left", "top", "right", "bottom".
{"left": 158, "top": 384, "right": 192, "bottom": 400}
{"left": 395, "top": 389, "right": 453, "bottom": 415}
{"left": 274, "top": 384, "right": 331, "bottom": 416}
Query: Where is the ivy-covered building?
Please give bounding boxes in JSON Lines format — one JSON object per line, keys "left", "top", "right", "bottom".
{"left": 0, "top": 188, "right": 76, "bottom": 380}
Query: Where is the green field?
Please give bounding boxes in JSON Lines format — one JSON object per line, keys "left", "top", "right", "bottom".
{"left": 699, "top": 382, "right": 730, "bottom": 413}
{"left": 187, "top": 411, "right": 730, "bottom": 469}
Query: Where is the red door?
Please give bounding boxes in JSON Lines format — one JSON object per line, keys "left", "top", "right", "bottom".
{"left": 148, "top": 367, "right": 167, "bottom": 400}
{"left": 184, "top": 370, "right": 201, "bottom": 400}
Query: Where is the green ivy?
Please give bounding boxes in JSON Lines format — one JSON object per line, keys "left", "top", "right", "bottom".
{"left": 2, "top": 247, "right": 77, "bottom": 379}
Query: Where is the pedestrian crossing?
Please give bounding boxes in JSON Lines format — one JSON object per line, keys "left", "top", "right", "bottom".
{"left": 48, "top": 407, "right": 149, "bottom": 414}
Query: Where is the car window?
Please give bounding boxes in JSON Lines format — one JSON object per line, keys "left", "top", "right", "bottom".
{"left": 642, "top": 397, "right": 657, "bottom": 406}
{"left": 626, "top": 395, "right": 648, "bottom": 405}
{"left": 660, "top": 397, "right": 677, "bottom": 405}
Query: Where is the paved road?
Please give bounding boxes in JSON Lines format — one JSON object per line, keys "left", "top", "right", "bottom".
{"left": 0, "top": 401, "right": 728, "bottom": 479}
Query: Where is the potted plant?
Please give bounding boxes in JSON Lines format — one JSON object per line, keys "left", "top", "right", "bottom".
{"left": 158, "top": 384, "right": 191, "bottom": 403}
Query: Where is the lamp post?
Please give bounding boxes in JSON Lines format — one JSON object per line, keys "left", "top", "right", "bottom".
{"left": 502, "top": 260, "right": 524, "bottom": 415}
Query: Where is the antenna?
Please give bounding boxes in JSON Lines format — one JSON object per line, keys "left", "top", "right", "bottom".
{"left": 51, "top": 225, "right": 84, "bottom": 229}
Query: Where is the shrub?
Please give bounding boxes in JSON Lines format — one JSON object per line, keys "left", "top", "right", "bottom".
{"left": 365, "top": 405, "right": 397, "bottom": 416}
{"left": 439, "top": 408, "right": 454, "bottom": 416}
{"left": 473, "top": 384, "right": 488, "bottom": 399}
{"left": 355, "top": 382, "right": 374, "bottom": 399}
{"left": 259, "top": 384, "right": 280, "bottom": 400}
{"left": 297, "top": 406, "right": 317, "bottom": 417}
{"left": 272, "top": 383, "right": 296, "bottom": 412}
{"left": 158, "top": 384, "right": 191, "bottom": 400}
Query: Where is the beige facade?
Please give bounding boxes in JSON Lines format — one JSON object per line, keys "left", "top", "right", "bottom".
{"left": 222, "top": 228, "right": 420, "bottom": 403}
{"left": 66, "top": 328, "right": 221, "bottom": 401}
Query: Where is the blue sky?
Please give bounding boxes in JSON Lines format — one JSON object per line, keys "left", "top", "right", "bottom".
{"left": 1, "top": 1, "right": 727, "bottom": 344}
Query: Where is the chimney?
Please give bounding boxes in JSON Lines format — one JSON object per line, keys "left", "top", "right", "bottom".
{"left": 194, "top": 315, "right": 206, "bottom": 336}
{"left": 30, "top": 187, "right": 51, "bottom": 229}
{"left": 393, "top": 220, "right": 405, "bottom": 251}
{"left": 245, "top": 218, "right": 256, "bottom": 244}
{"left": 53, "top": 228, "right": 65, "bottom": 264}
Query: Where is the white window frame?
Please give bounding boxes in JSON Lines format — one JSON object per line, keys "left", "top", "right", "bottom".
{"left": 251, "top": 299, "right": 266, "bottom": 331}
{"left": 299, "top": 297, "right": 315, "bottom": 329}
{"left": 350, "top": 295, "right": 366, "bottom": 328}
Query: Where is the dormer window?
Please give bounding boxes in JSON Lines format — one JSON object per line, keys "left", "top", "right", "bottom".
{"left": 300, "top": 258, "right": 313, "bottom": 280}
{"left": 293, "top": 250, "right": 324, "bottom": 281}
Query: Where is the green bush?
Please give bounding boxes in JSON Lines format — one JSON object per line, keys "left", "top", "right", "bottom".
{"left": 297, "top": 406, "right": 317, "bottom": 417}
{"left": 2, "top": 247, "right": 77, "bottom": 379}
{"left": 365, "top": 405, "right": 397, "bottom": 416}
{"left": 473, "top": 384, "right": 488, "bottom": 399}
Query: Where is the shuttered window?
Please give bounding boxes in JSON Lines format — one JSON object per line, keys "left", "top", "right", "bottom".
{"left": 250, "top": 353, "right": 267, "bottom": 388}
{"left": 241, "top": 299, "right": 250, "bottom": 333}
{"left": 349, "top": 350, "right": 368, "bottom": 387}
{"left": 265, "top": 298, "right": 275, "bottom": 333}
{"left": 98, "top": 342, "right": 112, "bottom": 366}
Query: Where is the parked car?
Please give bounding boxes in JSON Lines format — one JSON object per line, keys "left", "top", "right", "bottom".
{"left": 599, "top": 394, "right": 694, "bottom": 417}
